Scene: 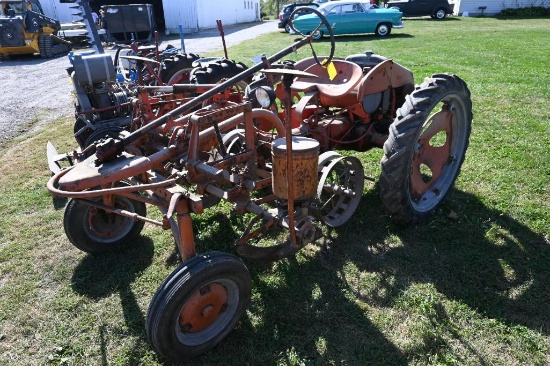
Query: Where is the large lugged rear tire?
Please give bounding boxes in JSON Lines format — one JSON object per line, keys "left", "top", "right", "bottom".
{"left": 161, "top": 52, "right": 200, "bottom": 85}
{"left": 147, "top": 252, "right": 251, "bottom": 362}
{"left": 190, "top": 59, "right": 248, "bottom": 85}
{"left": 379, "top": 74, "right": 472, "bottom": 224}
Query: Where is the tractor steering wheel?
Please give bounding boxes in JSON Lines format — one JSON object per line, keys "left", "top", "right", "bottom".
{"left": 288, "top": 7, "right": 335, "bottom": 67}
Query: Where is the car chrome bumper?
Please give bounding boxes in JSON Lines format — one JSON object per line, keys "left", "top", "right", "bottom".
{"left": 393, "top": 21, "right": 405, "bottom": 29}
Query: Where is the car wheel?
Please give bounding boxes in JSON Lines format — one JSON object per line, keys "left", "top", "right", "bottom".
{"left": 310, "top": 30, "right": 323, "bottom": 40}
{"left": 284, "top": 22, "right": 291, "bottom": 33}
{"left": 375, "top": 23, "right": 392, "bottom": 37}
{"left": 434, "top": 8, "right": 447, "bottom": 19}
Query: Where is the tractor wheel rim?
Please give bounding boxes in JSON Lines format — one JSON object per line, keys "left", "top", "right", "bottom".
{"left": 176, "top": 279, "right": 239, "bottom": 346}
{"left": 167, "top": 68, "right": 192, "bottom": 85}
{"left": 409, "top": 95, "right": 468, "bottom": 212}
{"left": 85, "top": 198, "right": 134, "bottom": 242}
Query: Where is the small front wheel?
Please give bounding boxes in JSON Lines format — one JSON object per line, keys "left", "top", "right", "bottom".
{"left": 63, "top": 185, "right": 146, "bottom": 254}
{"left": 317, "top": 152, "right": 364, "bottom": 227}
{"left": 375, "top": 23, "right": 392, "bottom": 37}
{"left": 147, "top": 252, "right": 251, "bottom": 362}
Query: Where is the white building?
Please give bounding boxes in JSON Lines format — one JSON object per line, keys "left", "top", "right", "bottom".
{"left": 454, "top": 0, "right": 549, "bottom": 16}
{"left": 164, "top": 0, "right": 261, "bottom": 33}
{"left": 38, "top": 0, "right": 261, "bottom": 33}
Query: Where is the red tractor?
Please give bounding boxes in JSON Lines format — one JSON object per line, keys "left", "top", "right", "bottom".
{"left": 47, "top": 8, "right": 472, "bottom": 362}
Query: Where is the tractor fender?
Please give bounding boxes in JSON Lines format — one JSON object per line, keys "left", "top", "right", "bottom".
{"left": 357, "top": 59, "right": 414, "bottom": 100}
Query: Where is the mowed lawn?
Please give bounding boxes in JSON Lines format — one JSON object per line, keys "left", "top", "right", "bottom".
{"left": 0, "top": 16, "right": 548, "bottom": 365}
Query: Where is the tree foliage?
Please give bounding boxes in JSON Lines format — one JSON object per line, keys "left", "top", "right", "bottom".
{"left": 261, "top": 0, "right": 315, "bottom": 16}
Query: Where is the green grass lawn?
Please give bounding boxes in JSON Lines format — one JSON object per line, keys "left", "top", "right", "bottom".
{"left": 0, "top": 17, "right": 549, "bottom": 365}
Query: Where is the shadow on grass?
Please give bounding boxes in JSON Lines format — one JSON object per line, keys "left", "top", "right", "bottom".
{"left": 71, "top": 236, "right": 155, "bottom": 364}
{"left": 205, "top": 186, "right": 548, "bottom": 364}
{"left": 495, "top": 14, "right": 550, "bottom": 20}
{"left": 290, "top": 32, "right": 414, "bottom": 45}
{"left": 401, "top": 16, "right": 462, "bottom": 21}
{"left": 334, "top": 188, "right": 549, "bottom": 334}
{"left": 65, "top": 186, "right": 548, "bottom": 364}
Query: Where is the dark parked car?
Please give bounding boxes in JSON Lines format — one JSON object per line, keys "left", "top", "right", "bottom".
{"left": 385, "top": 0, "right": 454, "bottom": 19}
{"left": 278, "top": 2, "right": 320, "bottom": 33}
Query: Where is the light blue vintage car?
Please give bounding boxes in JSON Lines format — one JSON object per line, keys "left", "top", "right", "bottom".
{"left": 291, "top": 0, "right": 404, "bottom": 38}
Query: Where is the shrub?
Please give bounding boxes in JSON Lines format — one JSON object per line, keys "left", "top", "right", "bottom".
{"left": 499, "top": 6, "right": 550, "bottom": 16}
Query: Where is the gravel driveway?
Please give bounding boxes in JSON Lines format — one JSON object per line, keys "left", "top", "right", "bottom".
{"left": 0, "top": 20, "right": 278, "bottom": 143}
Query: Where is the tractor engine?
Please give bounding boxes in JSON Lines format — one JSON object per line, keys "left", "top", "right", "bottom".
{"left": 68, "top": 53, "right": 134, "bottom": 148}
{"left": 302, "top": 87, "right": 396, "bottom": 152}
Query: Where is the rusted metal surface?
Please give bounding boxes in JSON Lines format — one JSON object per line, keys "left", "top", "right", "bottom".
{"left": 272, "top": 137, "right": 319, "bottom": 201}
{"left": 47, "top": 7, "right": 455, "bottom": 267}
{"left": 410, "top": 109, "right": 453, "bottom": 199}
{"left": 179, "top": 282, "right": 228, "bottom": 333}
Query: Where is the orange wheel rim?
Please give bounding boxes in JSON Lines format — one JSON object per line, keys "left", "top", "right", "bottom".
{"left": 179, "top": 282, "right": 228, "bottom": 333}
{"left": 410, "top": 109, "right": 453, "bottom": 199}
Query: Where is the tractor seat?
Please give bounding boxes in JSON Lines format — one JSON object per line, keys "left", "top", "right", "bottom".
{"left": 292, "top": 60, "right": 363, "bottom": 107}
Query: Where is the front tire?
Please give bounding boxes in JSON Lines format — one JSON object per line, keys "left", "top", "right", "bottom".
{"left": 375, "top": 23, "right": 392, "bottom": 37}
{"left": 147, "top": 252, "right": 251, "bottom": 362}
{"left": 63, "top": 188, "right": 146, "bottom": 254}
{"left": 284, "top": 22, "right": 292, "bottom": 33}
{"left": 379, "top": 74, "right": 472, "bottom": 224}
{"left": 310, "top": 30, "right": 324, "bottom": 40}
{"left": 434, "top": 8, "right": 447, "bottom": 19}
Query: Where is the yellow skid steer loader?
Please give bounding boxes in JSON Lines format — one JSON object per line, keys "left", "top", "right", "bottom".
{"left": 0, "top": 0, "right": 71, "bottom": 59}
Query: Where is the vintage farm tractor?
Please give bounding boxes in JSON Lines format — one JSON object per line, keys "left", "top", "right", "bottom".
{"left": 47, "top": 8, "right": 472, "bottom": 361}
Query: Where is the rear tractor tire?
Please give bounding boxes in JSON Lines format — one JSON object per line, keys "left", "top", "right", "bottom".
{"left": 379, "top": 73, "right": 472, "bottom": 224}
{"left": 190, "top": 59, "right": 248, "bottom": 85}
{"left": 161, "top": 52, "right": 200, "bottom": 85}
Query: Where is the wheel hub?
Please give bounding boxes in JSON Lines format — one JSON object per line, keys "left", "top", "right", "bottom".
{"left": 410, "top": 108, "right": 453, "bottom": 199}
{"left": 179, "top": 282, "right": 228, "bottom": 333}
{"left": 87, "top": 202, "right": 130, "bottom": 239}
